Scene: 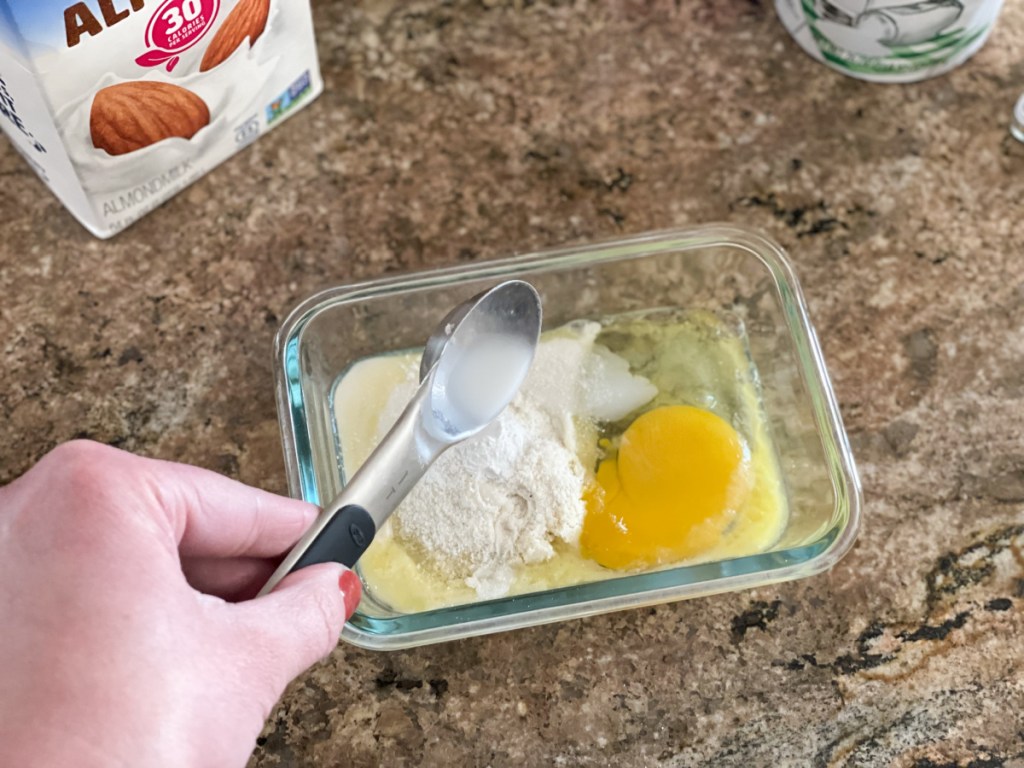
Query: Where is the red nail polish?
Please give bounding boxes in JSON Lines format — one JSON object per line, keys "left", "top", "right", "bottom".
{"left": 339, "top": 569, "right": 362, "bottom": 618}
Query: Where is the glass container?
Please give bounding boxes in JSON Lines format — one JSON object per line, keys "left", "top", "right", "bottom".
{"left": 274, "top": 225, "right": 862, "bottom": 650}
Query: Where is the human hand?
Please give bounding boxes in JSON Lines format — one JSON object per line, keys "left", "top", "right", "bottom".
{"left": 0, "top": 441, "right": 361, "bottom": 768}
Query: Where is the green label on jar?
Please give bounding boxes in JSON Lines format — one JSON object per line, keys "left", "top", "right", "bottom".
{"left": 778, "top": 0, "right": 1003, "bottom": 82}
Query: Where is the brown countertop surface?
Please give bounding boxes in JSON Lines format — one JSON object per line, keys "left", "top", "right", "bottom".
{"left": 3, "top": 1, "right": 1024, "bottom": 766}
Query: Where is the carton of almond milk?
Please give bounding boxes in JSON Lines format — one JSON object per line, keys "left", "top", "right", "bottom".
{"left": 0, "top": 0, "right": 323, "bottom": 238}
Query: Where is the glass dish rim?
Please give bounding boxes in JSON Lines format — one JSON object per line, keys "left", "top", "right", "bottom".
{"left": 274, "top": 224, "right": 863, "bottom": 651}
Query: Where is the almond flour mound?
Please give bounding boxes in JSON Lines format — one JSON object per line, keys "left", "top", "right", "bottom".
{"left": 373, "top": 322, "right": 656, "bottom": 599}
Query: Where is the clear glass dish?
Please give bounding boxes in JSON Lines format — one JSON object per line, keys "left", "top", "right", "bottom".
{"left": 274, "top": 225, "right": 862, "bottom": 650}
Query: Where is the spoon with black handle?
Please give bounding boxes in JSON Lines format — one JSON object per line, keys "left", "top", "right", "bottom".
{"left": 258, "top": 280, "right": 542, "bottom": 596}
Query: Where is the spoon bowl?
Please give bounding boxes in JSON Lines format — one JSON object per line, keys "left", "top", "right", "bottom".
{"left": 421, "top": 281, "right": 543, "bottom": 439}
{"left": 419, "top": 280, "right": 541, "bottom": 382}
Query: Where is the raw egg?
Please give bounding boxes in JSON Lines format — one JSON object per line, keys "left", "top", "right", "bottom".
{"left": 580, "top": 405, "right": 752, "bottom": 570}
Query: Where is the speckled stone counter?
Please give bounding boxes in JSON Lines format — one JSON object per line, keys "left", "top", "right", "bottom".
{"left": 3, "top": 1, "right": 1024, "bottom": 766}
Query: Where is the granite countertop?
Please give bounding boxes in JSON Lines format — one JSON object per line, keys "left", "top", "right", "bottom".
{"left": 2, "top": 1, "right": 1024, "bottom": 766}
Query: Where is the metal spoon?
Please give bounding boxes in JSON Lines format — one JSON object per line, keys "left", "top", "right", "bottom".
{"left": 419, "top": 299, "right": 471, "bottom": 382}
{"left": 258, "top": 280, "right": 543, "bottom": 596}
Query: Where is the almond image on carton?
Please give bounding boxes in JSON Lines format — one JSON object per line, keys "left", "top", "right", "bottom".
{"left": 90, "top": 82, "right": 210, "bottom": 156}
{"left": 201, "top": 0, "right": 271, "bottom": 71}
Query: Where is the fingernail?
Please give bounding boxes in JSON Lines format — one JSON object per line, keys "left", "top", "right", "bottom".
{"left": 338, "top": 568, "right": 362, "bottom": 618}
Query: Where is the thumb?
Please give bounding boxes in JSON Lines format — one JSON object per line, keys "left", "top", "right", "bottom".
{"left": 231, "top": 563, "right": 362, "bottom": 697}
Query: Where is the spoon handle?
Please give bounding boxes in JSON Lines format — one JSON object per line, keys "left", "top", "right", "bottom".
{"left": 257, "top": 378, "right": 444, "bottom": 597}
{"left": 289, "top": 504, "right": 376, "bottom": 570}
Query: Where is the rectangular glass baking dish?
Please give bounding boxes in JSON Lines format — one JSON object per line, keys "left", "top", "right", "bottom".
{"left": 274, "top": 225, "right": 862, "bottom": 650}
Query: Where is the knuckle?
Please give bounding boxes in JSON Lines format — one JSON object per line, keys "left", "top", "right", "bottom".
{"left": 40, "top": 440, "right": 126, "bottom": 506}
{"left": 45, "top": 439, "right": 119, "bottom": 472}
{"left": 46, "top": 438, "right": 111, "bottom": 466}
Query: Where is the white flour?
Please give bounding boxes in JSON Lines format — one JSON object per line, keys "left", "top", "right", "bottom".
{"left": 372, "top": 322, "right": 657, "bottom": 598}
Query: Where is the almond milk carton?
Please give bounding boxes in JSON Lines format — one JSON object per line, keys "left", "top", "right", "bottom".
{"left": 0, "top": 0, "right": 323, "bottom": 238}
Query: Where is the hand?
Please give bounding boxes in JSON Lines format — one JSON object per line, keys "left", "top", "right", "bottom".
{"left": 0, "top": 441, "right": 361, "bottom": 768}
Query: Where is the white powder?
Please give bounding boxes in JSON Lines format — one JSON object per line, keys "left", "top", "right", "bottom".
{"left": 373, "top": 321, "right": 657, "bottom": 598}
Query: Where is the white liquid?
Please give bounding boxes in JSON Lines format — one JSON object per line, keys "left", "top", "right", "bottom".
{"left": 427, "top": 333, "right": 534, "bottom": 439}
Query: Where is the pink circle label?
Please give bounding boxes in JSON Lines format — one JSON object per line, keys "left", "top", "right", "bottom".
{"left": 146, "top": 0, "right": 221, "bottom": 53}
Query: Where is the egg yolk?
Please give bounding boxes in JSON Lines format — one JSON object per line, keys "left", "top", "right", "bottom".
{"left": 580, "top": 405, "right": 752, "bottom": 570}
